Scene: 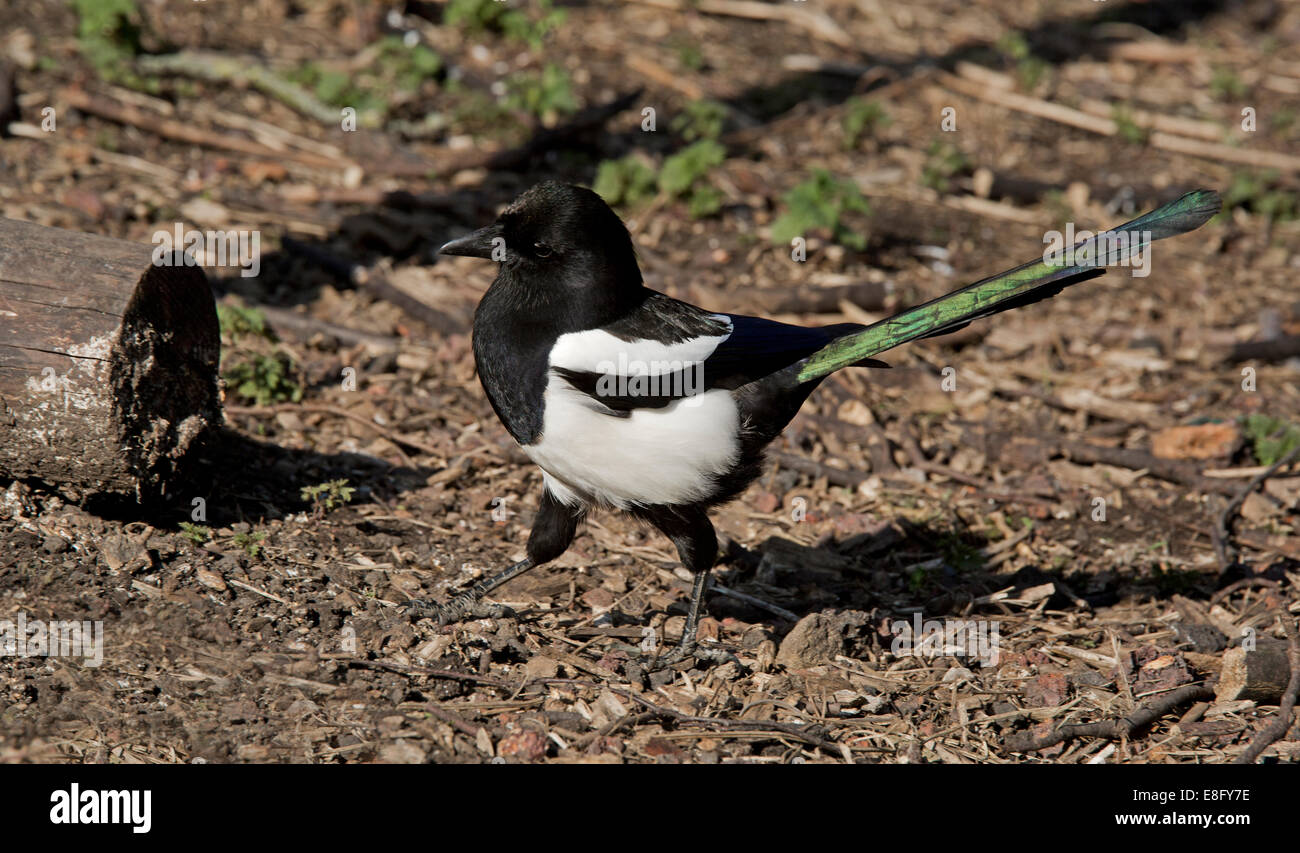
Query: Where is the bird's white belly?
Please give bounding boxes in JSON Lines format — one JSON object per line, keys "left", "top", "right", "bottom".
{"left": 523, "top": 374, "right": 740, "bottom": 509}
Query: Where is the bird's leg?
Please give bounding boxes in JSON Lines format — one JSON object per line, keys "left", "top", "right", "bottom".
{"left": 651, "top": 566, "right": 738, "bottom": 668}
{"left": 636, "top": 505, "right": 739, "bottom": 670}
{"left": 410, "top": 488, "right": 583, "bottom": 625}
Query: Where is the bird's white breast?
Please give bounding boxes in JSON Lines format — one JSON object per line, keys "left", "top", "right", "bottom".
{"left": 524, "top": 376, "right": 740, "bottom": 511}
{"left": 525, "top": 322, "right": 741, "bottom": 509}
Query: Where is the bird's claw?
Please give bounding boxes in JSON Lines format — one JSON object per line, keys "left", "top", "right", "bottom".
{"left": 647, "top": 639, "right": 740, "bottom": 672}
{"left": 409, "top": 594, "right": 513, "bottom": 625}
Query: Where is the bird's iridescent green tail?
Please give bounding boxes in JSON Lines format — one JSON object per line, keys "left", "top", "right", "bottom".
{"left": 796, "top": 189, "right": 1221, "bottom": 383}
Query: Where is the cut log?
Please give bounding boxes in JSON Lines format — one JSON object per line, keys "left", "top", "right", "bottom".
{"left": 0, "top": 217, "right": 221, "bottom": 501}
{"left": 1215, "top": 639, "right": 1294, "bottom": 704}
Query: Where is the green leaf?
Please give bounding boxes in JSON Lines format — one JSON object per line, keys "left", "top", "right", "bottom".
{"left": 687, "top": 184, "right": 723, "bottom": 219}
{"left": 505, "top": 63, "right": 577, "bottom": 118}
{"left": 1242, "top": 414, "right": 1300, "bottom": 465}
{"left": 671, "top": 100, "right": 728, "bottom": 142}
{"left": 771, "top": 169, "right": 870, "bottom": 250}
{"left": 593, "top": 157, "right": 657, "bottom": 207}
{"left": 841, "top": 97, "right": 889, "bottom": 149}
{"left": 658, "top": 140, "right": 725, "bottom": 197}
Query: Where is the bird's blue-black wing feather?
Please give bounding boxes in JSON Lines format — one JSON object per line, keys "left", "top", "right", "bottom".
{"left": 553, "top": 301, "right": 869, "bottom": 412}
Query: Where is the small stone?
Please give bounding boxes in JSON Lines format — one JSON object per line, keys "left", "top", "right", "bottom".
{"left": 195, "top": 566, "right": 228, "bottom": 592}
{"left": 648, "top": 668, "right": 675, "bottom": 689}
{"left": 776, "top": 613, "right": 845, "bottom": 668}
{"left": 643, "top": 737, "right": 684, "bottom": 759}
{"left": 1152, "top": 423, "right": 1239, "bottom": 460}
{"left": 1070, "top": 670, "right": 1108, "bottom": 688}
{"left": 1025, "top": 672, "right": 1069, "bottom": 708}
{"left": 379, "top": 739, "right": 427, "bottom": 764}
{"left": 42, "top": 535, "right": 69, "bottom": 554}
{"left": 497, "top": 730, "right": 547, "bottom": 762}
{"left": 1176, "top": 623, "right": 1227, "bottom": 653}
{"left": 581, "top": 587, "right": 615, "bottom": 611}
{"left": 524, "top": 656, "right": 559, "bottom": 679}
{"left": 836, "top": 399, "right": 875, "bottom": 426}
{"left": 99, "top": 532, "right": 141, "bottom": 571}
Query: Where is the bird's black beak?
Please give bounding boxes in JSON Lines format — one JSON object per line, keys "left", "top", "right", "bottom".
{"left": 438, "top": 223, "right": 504, "bottom": 260}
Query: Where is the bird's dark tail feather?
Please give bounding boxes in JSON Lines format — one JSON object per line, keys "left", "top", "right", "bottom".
{"left": 794, "top": 189, "right": 1222, "bottom": 383}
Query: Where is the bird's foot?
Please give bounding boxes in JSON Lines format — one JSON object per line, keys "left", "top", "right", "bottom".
{"left": 409, "top": 558, "right": 535, "bottom": 625}
{"left": 408, "top": 593, "right": 513, "bottom": 625}
{"left": 647, "top": 638, "right": 740, "bottom": 672}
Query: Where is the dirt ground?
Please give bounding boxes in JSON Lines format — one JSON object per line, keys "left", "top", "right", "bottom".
{"left": 1, "top": 0, "right": 1299, "bottom": 763}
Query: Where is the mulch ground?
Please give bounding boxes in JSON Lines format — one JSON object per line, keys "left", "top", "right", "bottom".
{"left": 1, "top": 0, "right": 1298, "bottom": 763}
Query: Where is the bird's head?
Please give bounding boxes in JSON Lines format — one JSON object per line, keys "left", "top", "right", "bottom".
{"left": 439, "top": 182, "right": 642, "bottom": 301}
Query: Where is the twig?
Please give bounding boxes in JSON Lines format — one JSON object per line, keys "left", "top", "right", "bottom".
{"left": 1107, "top": 40, "right": 1202, "bottom": 65}
{"left": 772, "top": 451, "right": 868, "bottom": 488}
{"left": 224, "top": 402, "right": 443, "bottom": 459}
{"left": 781, "top": 54, "right": 873, "bottom": 78}
{"left": 1213, "top": 446, "right": 1300, "bottom": 571}
{"left": 611, "top": 686, "right": 841, "bottom": 752}
{"left": 1149, "top": 130, "right": 1300, "bottom": 174}
{"left": 1075, "top": 96, "right": 1227, "bottom": 142}
{"left": 1036, "top": 436, "right": 1241, "bottom": 496}
{"left": 941, "top": 72, "right": 1300, "bottom": 174}
{"left": 346, "top": 658, "right": 509, "bottom": 686}
{"left": 256, "top": 304, "right": 403, "bottom": 349}
{"left": 207, "top": 108, "right": 347, "bottom": 159}
{"left": 1226, "top": 334, "right": 1300, "bottom": 364}
{"left": 1234, "top": 530, "right": 1300, "bottom": 563}
{"left": 710, "top": 582, "right": 799, "bottom": 622}
{"left": 1004, "top": 684, "right": 1215, "bottom": 753}
{"left": 424, "top": 704, "right": 493, "bottom": 739}
{"left": 226, "top": 578, "right": 291, "bottom": 606}
{"left": 5, "top": 123, "right": 184, "bottom": 180}
{"left": 1233, "top": 615, "right": 1300, "bottom": 764}
{"left": 1210, "top": 576, "right": 1281, "bottom": 608}
{"left": 136, "top": 51, "right": 353, "bottom": 126}
{"left": 59, "top": 87, "right": 348, "bottom": 169}
{"left": 570, "top": 712, "right": 655, "bottom": 750}
{"left": 628, "top": 0, "right": 854, "bottom": 49}
{"left": 625, "top": 53, "right": 705, "bottom": 100}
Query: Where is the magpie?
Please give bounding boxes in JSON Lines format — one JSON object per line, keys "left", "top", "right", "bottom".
{"left": 428, "top": 181, "right": 1221, "bottom": 667}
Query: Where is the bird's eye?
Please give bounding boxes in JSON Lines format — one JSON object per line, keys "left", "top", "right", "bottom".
{"left": 533, "top": 242, "right": 553, "bottom": 258}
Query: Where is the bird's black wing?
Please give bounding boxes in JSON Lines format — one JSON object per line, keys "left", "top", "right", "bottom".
{"left": 550, "top": 294, "right": 874, "bottom": 413}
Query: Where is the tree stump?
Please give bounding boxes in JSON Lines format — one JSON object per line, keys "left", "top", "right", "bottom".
{"left": 0, "top": 217, "right": 221, "bottom": 501}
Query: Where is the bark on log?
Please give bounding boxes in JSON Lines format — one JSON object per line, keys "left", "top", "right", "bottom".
{"left": 1216, "top": 639, "right": 1294, "bottom": 704}
{"left": 0, "top": 217, "right": 221, "bottom": 501}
